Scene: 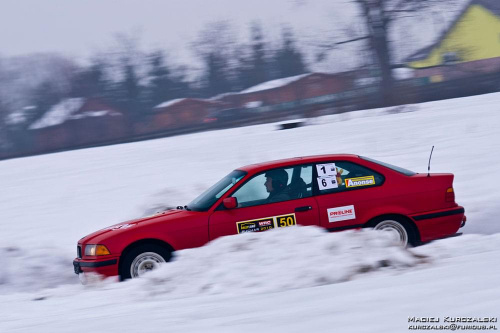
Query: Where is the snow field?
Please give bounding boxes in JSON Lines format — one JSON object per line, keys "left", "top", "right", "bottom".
{"left": 0, "top": 246, "right": 75, "bottom": 295}
{"left": 1, "top": 231, "right": 499, "bottom": 333}
{"left": 129, "top": 227, "right": 425, "bottom": 299}
{"left": 1, "top": 92, "right": 500, "bottom": 332}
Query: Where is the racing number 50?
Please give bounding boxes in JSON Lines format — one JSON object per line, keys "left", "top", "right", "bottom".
{"left": 277, "top": 214, "right": 296, "bottom": 228}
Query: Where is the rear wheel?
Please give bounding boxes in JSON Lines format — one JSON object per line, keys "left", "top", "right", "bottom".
{"left": 373, "top": 218, "right": 414, "bottom": 247}
{"left": 120, "top": 244, "right": 171, "bottom": 280}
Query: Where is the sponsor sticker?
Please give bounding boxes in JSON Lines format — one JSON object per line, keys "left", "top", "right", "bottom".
{"left": 345, "top": 175, "right": 375, "bottom": 188}
{"left": 236, "top": 213, "right": 296, "bottom": 233}
{"left": 327, "top": 205, "right": 356, "bottom": 223}
{"left": 237, "top": 218, "right": 273, "bottom": 233}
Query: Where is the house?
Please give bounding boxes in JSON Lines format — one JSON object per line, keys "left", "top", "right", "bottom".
{"left": 30, "top": 98, "right": 126, "bottom": 151}
{"left": 406, "top": 0, "right": 500, "bottom": 80}
{"left": 213, "top": 72, "right": 356, "bottom": 115}
{"left": 151, "top": 98, "right": 222, "bottom": 131}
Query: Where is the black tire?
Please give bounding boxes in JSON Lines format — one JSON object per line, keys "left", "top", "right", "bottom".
{"left": 120, "top": 244, "right": 172, "bottom": 281}
{"left": 371, "top": 216, "right": 416, "bottom": 247}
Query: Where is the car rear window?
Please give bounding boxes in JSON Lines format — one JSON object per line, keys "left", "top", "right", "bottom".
{"left": 316, "top": 161, "right": 384, "bottom": 195}
{"left": 360, "top": 156, "right": 416, "bottom": 176}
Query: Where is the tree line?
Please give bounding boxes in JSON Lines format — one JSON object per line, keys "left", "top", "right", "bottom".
{"left": 0, "top": 0, "right": 460, "bottom": 154}
{"left": 0, "top": 23, "right": 307, "bottom": 131}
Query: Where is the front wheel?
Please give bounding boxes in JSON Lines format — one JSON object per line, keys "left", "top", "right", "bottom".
{"left": 120, "top": 244, "right": 172, "bottom": 280}
{"left": 373, "top": 218, "right": 413, "bottom": 247}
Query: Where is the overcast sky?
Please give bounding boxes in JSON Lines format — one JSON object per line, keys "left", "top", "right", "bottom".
{"left": 0, "top": 1, "right": 346, "bottom": 59}
{"left": 0, "top": 0, "right": 467, "bottom": 71}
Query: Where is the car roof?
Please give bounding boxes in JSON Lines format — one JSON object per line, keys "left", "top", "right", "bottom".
{"left": 237, "top": 154, "right": 360, "bottom": 173}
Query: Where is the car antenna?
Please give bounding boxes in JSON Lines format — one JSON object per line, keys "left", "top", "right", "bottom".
{"left": 427, "top": 146, "right": 434, "bottom": 177}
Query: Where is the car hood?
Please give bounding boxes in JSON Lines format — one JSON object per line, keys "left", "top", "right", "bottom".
{"left": 78, "top": 209, "right": 189, "bottom": 244}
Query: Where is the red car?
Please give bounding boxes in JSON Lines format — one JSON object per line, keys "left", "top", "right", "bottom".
{"left": 73, "top": 154, "right": 466, "bottom": 280}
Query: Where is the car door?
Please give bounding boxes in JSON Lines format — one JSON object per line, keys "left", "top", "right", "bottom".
{"left": 209, "top": 164, "right": 319, "bottom": 240}
{"left": 313, "top": 161, "right": 385, "bottom": 231}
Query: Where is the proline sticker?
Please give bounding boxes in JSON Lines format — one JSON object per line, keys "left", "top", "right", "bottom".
{"left": 327, "top": 205, "right": 356, "bottom": 223}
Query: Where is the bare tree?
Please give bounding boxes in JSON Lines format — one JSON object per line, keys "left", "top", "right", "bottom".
{"left": 192, "top": 21, "right": 239, "bottom": 96}
{"left": 321, "top": 0, "right": 460, "bottom": 103}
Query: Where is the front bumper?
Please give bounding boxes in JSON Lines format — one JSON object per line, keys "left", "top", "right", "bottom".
{"left": 73, "top": 257, "right": 119, "bottom": 277}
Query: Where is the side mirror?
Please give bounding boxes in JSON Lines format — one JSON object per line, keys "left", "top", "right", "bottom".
{"left": 223, "top": 197, "right": 238, "bottom": 209}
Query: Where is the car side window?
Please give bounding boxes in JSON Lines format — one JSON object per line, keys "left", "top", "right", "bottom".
{"left": 231, "top": 165, "right": 313, "bottom": 208}
{"left": 316, "top": 161, "right": 384, "bottom": 195}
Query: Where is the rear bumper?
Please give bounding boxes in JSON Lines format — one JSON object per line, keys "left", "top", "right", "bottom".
{"left": 411, "top": 206, "right": 465, "bottom": 242}
{"left": 73, "top": 257, "right": 119, "bottom": 277}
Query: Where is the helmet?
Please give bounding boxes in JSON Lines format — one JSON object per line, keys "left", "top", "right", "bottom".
{"left": 265, "top": 169, "right": 288, "bottom": 190}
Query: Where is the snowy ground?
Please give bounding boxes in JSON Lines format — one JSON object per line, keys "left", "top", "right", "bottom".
{"left": 1, "top": 92, "right": 500, "bottom": 331}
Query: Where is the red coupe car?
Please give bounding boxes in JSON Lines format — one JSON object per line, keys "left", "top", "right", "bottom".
{"left": 73, "top": 154, "right": 466, "bottom": 281}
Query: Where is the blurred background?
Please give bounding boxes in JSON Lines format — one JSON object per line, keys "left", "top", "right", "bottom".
{"left": 2, "top": 2, "right": 500, "bottom": 331}
{"left": 1, "top": 0, "right": 499, "bottom": 159}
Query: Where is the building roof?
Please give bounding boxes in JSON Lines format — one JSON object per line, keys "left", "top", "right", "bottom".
{"left": 29, "top": 98, "right": 119, "bottom": 129}
{"left": 154, "top": 98, "right": 219, "bottom": 109}
{"left": 69, "top": 110, "right": 121, "bottom": 120}
{"left": 30, "top": 98, "right": 84, "bottom": 129}
{"left": 406, "top": 0, "right": 500, "bottom": 62}
{"left": 155, "top": 98, "right": 186, "bottom": 109}
{"left": 239, "top": 73, "right": 311, "bottom": 94}
{"left": 477, "top": 0, "right": 500, "bottom": 15}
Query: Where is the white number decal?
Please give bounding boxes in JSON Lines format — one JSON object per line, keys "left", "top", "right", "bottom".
{"left": 316, "top": 163, "right": 337, "bottom": 177}
{"left": 317, "top": 176, "right": 338, "bottom": 190}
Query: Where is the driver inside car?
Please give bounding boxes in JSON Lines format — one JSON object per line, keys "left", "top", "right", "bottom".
{"left": 264, "top": 169, "right": 291, "bottom": 203}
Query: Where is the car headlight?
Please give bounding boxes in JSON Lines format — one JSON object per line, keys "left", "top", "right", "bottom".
{"left": 85, "top": 244, "right": 111, "bottom": 256}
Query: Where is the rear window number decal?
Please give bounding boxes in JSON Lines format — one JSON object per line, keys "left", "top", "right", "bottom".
{"left": 317, "top": 175, "right": 338, "bottom": 190}
{"left": 317, "top": 163, "right": 339, "bottom": 190}
{"left": 316, "top": 163, "right": 337, "bottom": 177}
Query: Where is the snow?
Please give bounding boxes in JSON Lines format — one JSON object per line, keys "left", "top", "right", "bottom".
{"left": 393, "top": 68, "right": 415, "bottom": 80}
{"left": 1, "top": 92, "right": 500, "bottom": 331}
{"left": 5, "top": 106, "right": 34, "bottom": 125}
{"left": 244, "top": 101, "right": 263, "bottom": 108}
{"left": 240, "top": 73, "right": 311, "bottom": 94}
{"left": 1, "top": 232, "right": 499, "bottom": 332}
{"left": 29, "top": 98, "right": 84, "bottom": 129}
{"left": 209, "top": 92, "right": 236, "bottom": 101}
{"left": 69, "top": 110, "right": 120, "bottom": 119}
{"left": 155, "top": 98, "right": 186, "bottom": 109}
{"left": 132, "top": 227, "right": 424, "bottom": 299}
{"left": 0, "top": 246, "right": 76, "bottom": 295}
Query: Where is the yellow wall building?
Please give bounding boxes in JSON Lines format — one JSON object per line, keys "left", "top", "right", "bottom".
{"left": 407, "top": 0, "right": 500, "bottom": 69}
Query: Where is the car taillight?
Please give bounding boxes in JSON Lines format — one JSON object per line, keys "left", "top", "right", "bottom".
{"left": 445, "top": 187, "right": 455, "bottom": 202}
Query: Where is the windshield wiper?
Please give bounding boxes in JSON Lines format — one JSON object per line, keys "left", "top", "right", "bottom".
{"left": 176, "top": 205, "right": 191, "bottom": 211}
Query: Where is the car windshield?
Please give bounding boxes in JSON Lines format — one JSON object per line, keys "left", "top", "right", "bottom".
{"left": 187, "top": 170, "right": 246, "bottom": 211}
{"left": 360, "top": 156, "right": 416, "bottom": 176}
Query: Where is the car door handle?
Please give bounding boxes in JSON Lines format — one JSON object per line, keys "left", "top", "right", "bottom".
{"left": 295, "top": 206, "right": 312, "bottom": 212}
